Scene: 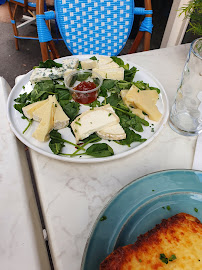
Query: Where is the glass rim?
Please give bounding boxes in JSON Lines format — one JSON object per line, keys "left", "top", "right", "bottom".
{"left": 65, "top": 69, "right": 103, "bottom": 94}
{"left": 190, "top": 37, "right": 202, "bottom": 60}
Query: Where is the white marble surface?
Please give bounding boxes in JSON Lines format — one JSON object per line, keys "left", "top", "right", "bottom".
{"left": 0, "top": 77, "right": 51, "bottom": 270}
{"left": 27, "top": 44, "right": 198, "bottom": 270}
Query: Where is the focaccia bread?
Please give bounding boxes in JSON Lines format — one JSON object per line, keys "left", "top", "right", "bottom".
{"left": 100, "top": 213, "right": 202, "bottom": 270}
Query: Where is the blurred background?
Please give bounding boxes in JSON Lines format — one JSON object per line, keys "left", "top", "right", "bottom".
{"left": 0, "top": 0, "right": 199, "bottom": 87}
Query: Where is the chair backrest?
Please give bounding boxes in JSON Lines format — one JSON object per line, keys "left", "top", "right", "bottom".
{"left": 54, "top": 0, "right": 135, "bottom": 56}
{"left": 36, "top": 0, "right": 153, "bottom": 60}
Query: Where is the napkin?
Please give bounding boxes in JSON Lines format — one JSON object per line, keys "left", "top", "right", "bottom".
{"left": 192, "top": 133, "right": 202, "bottom": 170}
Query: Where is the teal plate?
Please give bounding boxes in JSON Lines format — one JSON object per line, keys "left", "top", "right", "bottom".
{"left": 81, "top": 170, "right": 202, "bottom": 269}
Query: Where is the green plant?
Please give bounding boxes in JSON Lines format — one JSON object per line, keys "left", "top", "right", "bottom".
{"left": 179, "top": 0, "right": 202, "bottom": 35}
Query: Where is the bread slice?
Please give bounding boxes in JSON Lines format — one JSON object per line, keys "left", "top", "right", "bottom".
{"left": 71, "top": 104, "right": 119, "bottom": 142}
{"left": 100, "top": 213, "right": 202, "bottom": 270}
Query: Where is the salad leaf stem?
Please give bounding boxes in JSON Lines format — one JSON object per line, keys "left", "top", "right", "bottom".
{"left": 23, "top": 119, "right": 33, "bottom": 134}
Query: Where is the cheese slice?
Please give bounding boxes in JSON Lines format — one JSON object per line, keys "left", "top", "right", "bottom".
{"left": 33, "top": 99, "right": 52, "bottom": 122}
{"left": 22, "top": 100, "right": 48, "bottom": 119}
{"left": 97, "top": 124, "right": 126, "bottom": 140}
{"left": 92, "top": 67, "right": 124, "bottom": 80}
{"left": 71, "top": 104, "right": 119, "bottom": 142}
{"left": 96, "top": 106, "right": 126, "bottom": 140}
{"left": 98, "top": 56, "right": 113, "bottom": 66}
{"left": 126, "top": 85, "right": 162, "bottom": 121}
{"left": 97, "top": 61, "right": 119, "bottom": 69}
{"left": 30, "top": 67, "right": 64, "bottom": 83}
{"left": 120, "top": 90, "right": 145, "bottom": 119}
{"left": 105, "top": 67, "right": 124, "bottom": 80}
{"left": 51, "top": 95, "right": 70, "bottom": 129}
{"left": 81, "top": 59, "right": 98, "bottom": 69}
{"left": 92, "top": 68, "right": 107, "bottom": 79}
{"left": 32, "top": 100, "right": 55, "bottom": 142}
{"left": 63, "top": 69, "right": 76, "bottom": 79}
{"left": 62, "top": 58, "right": 79, "bottom": 69}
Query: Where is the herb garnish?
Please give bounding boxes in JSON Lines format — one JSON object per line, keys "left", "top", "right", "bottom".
{"left": 194, "top": 208, "right": 199, "bottom": 212}
{"left": 160, "top": 254, "right": 176, "bottom": 264}
{"left": 100, "top": 215, "right": 107, "bottom": 221}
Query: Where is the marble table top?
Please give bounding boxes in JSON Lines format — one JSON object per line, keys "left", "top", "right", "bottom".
{"left": 27, "top": 43, "right": 198, "bottom": 270}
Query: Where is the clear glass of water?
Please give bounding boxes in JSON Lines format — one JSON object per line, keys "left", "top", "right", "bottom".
{"left": 169, "top": 37, "right": 202, "bottom": 136}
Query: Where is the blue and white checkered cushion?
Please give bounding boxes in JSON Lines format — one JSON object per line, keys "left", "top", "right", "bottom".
{"left": 55, "top": 0, "right": 134, "bottom": 56}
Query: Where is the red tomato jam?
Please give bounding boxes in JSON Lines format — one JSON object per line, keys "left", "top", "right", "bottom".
{"left": 73, "top": 81, "right": 98, "bottom": 104}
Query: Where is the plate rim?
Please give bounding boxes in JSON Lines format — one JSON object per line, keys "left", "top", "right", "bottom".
{"left": 7, "top": 55, "right": 169, "bottom": 163}
{"left": 81, "top": 169, "right": 202, "bottom": 269}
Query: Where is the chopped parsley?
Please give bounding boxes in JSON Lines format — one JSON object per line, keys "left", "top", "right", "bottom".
{"left": 160, "top": 253, "right": 176, "bottom": 264}
{"left": 108, "top": 113, "right": 112, "bottom": 116}
{"left": 194, "top": 208, "right": 199, "bottom": 212}
{"left": 152, "top": 189, "right": 155, "bottom": 191}
{"left": 55, "top": 104, "right": 57, "bottom": 107}
{"left": 166, "top": 205, "right": 171, "bottom": 211}
{"left": 75, "top": 121, "right": 81, "bottom": 126}
{"left": 22, "top": 85, "right": 25, "bottom": 89}
{"left": 100, "top": 215, "right": 107, "bottom": 221}
{"left": 151, "top": 128, "right": 154, "bottom": 132}
{"left": 169, "top": 255, "right": 177, "bottom": 261}
{"left": 139, "top": 259, "right": 142, "bottom": 262}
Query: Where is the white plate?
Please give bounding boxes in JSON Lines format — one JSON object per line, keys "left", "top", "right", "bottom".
{"left": 7, "top": 55, "right": 169, "bottom": 163}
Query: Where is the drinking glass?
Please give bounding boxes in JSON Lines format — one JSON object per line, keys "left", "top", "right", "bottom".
{"left": 169, "top": 38, "right": 202, "bottom": 136}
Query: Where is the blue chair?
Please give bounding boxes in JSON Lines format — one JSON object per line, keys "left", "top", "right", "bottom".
{"left": 36, "top": 0, "right": 153, "bottom": 60}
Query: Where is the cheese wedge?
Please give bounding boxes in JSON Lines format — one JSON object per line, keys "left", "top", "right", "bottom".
{"left": 33, "top": 98, "right": 52, "bottom": 122}
{"left": 92, "top": 68, "right": 107, "bottom": 79}
{"left": 81, "top": 59, "right": 98, "bottom": 69}
{"left": 62, "top": 58, "right": 79, "bottom": 69}
{"left": 96, "top": 106, "right": 126, "bottom": 140}
{"left": 98, "top": 56, "right": 113, "bottom": 66}
{"left": 97, "top": 61, "right": 119, "bottom": 69}
{"left": 22, "top": 100, "right": 48, "bottom": 119}
{"left": 126, "top": 85, "right": 162, "bottom": 121}
{"left": 63, "top": 69, "right": 76, "bottom": 79}
{"left": 51, "top": 95, "right": 70, "bottom": 129}
{"left": 32, "top": 100, "right": 55, "bottom": 142}
{"left": 120, "top": 90, "right": 145, "bottom": 119}
{"left": 97, "top": 124, "right": 126, "bottom": 140}
{"left": 71, "top": 104, "right": 119, "bottom": 142}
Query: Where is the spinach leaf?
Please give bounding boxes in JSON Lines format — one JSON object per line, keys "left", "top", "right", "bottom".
{"left": 110, "top": 56, "right": 129, "bottom": 69}
{"left": 37, "top": 60, "right": 62, "bottom": 68}
{"left": 85, "top": 143, "right": 114, "bottom": 157}
{"left": 49, "top": 130, "right": 65, "bottom": 155}
{"left": 124, "top": 66, "right": 138, "bottom": 82}
{"left": 117, "top": 80, "right": 132, "bottom": 90}
{"left": 133, "top": 81, "right": 160, "bottom": 93}
{"left": 118, "top": 128, "right": 146, "bottom": 146}
{"left": 82, "top": 133, "right": 102, "bottom": 144}
{"left": 49, "top": 141, "right": 64, "bottom": 155}
{"left": 69, "top": 74, "right": 78, "bottom": 87}
{"left": 60, "top": 100, "right": 80, "bottom": 121}
{"left": 49, "top": 130, "right": 84, "bottom": 155}
{"left": 14, "top": 103, "right": 27, "bottom": 114}
{"left": 99, "top": 79, "right": 116, "bottom": 97}
{"left": 89, "top": 99, "right": 101, "bottom": 108}
{"left": 30, "top": 80, "right": 55, "bottom": 102}
{"left": 77, "top": 71, "right": 91, "bottom": 81}
{"left": 14, "top": 92, "right": 30, "bottom": 103}
{"left": 90, "top": 56, "right": 97, "bottom": 60}
{"left": 106, "top": 93, "right": 122, "bottom": 107}
{"left": 77, "top": 61, "right": 82, "bottom": 69}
